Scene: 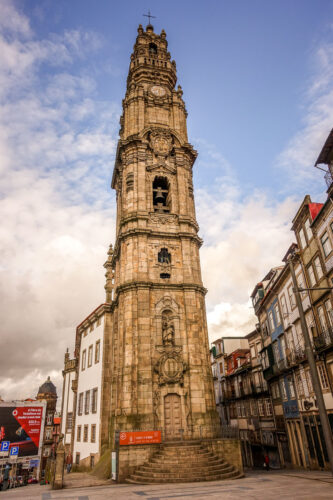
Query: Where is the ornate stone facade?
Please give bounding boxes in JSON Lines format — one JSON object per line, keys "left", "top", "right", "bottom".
{"left": 100, "top": 23, "right": 219, "bottom": 449}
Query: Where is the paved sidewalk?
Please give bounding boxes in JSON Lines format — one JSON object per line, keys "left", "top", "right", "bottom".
{"left": 2, "top": 470, "right": 333, "bottom": 499}
{"left": 277, "top": 469, "right": 333, "bottom": 484}
{"left": 63, "top": 471, "right": 111, "bottom": 489}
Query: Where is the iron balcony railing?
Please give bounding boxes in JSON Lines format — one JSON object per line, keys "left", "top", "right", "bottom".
{"left": 223, "top": 382, "right": 268, "bottom": 399}
{"left": 277, "top": 358, "right": 288, "bottom": 371}
{"left": 314, "top": 326, "right": 333, "bottom": 351}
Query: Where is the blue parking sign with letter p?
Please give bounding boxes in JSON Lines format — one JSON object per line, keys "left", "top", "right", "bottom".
{"left": 0, "top": 441, "right": 10, "bottom": 452}
{"left": 10, "top": 446, "right": 19, "bottom": 456}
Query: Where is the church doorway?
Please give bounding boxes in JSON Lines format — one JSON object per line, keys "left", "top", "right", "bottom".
{"left": 164, "top": 393, "right": 182, "bottom": 440}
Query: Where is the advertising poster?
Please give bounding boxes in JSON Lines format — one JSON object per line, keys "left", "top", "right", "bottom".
{"left": 0, "top": 404, "right": 45, "bottom": 457}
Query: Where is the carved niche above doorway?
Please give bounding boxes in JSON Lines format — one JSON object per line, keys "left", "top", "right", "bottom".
{"left": 154, "top": 295, "right": 187, "bottom": 386}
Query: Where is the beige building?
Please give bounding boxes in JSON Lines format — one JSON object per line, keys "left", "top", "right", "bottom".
{"left": 250, "top": 151, "right": 333, "bottom": 470}
{"left": 103, "top": 22, "right": 219, "bottom": 445}
{"left": 61, "top": 23, "right": 244, "bottom": 482}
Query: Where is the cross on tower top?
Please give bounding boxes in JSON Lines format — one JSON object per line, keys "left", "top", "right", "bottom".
{"left": 143, "top": 10, "right": 156, "bottom": 25}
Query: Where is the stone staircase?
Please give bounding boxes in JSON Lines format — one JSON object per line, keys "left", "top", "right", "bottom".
{"left": 126, "top": 441, "right": 243, "bottom": 484}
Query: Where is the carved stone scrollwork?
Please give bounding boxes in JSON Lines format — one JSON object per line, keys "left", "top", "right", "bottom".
{"left": 153, "top": 390, "right": 160, "bottom": 418}
{"left": 149, "top": 213, "right": 178, "bottom": 225}
{"left": 154, "top": 346, "right": 187, "bottom": 386}
{"left": 150, "top": 130, "right": 173, "bottom": 157}
{"left": 146, "top": 162, "right": 176, "bottom": 175}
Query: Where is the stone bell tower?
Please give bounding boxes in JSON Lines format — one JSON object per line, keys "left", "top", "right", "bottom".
{"left": 102, "top": 23, "right": 219, "bottom": 445}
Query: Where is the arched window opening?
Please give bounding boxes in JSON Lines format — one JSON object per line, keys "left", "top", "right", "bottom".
{"left": 153, "top": 176, "right": 170, "bottom": 213}
{"left": 158, "top": 248, "right": 171, "bottom": 264}
{"left": 149, "top": 43, "right": 158, "bottom": 55}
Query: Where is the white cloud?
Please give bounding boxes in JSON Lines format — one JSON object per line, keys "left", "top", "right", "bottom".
{"left": 0, "top": 2, "right": 118, "bottom": 402}
{"left": 0, "top": 0, "right": 32, "bottom": 38}
{"left": 277, "top": 36, "right": 333, "bottom": 190}
{"left": 207, "top": 302, "right": 256, "bottom": 339}
{"left": 201, "top": 33, "right": 333, "bottom": 342}
{"left": 1, "top": 3, "right": 331, "bottom": 404}
{"left": 197, "top": 180, "right": 297, "bottom": 342}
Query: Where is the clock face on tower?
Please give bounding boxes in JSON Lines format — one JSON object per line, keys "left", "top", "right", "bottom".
{"left": 150, "top": 85, "right": 166, "bottom": 97}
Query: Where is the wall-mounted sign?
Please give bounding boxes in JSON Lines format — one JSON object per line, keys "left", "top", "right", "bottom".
{"left": 119, "top": 430, "right": 161, "bottom": 446}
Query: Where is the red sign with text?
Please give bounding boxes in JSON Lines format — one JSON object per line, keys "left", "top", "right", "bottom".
{"left": 119, "top": 430, "right": 161, "bottom": 445}
{"left": 0, "top": 405, "right": 44, "bottom": 457}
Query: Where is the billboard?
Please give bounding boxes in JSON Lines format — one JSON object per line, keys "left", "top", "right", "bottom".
{"left": 0, "top": 402, "right": 46, "bottom": 458}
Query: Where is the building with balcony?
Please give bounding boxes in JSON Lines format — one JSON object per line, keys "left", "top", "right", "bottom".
{"left": 211, "top": 332, "right": 279, "bottom": 468}
{"left": 210, "top": 336, "right": 250, "bottom": 424}
{"left": 252, "top": 248, "right": 333, "bottom": 470}
{"left": 250, "top": 131, "right": 333, "bottom": 469}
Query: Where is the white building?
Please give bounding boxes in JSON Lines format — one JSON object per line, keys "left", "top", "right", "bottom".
{"left": 61, "top": 303, "right": 108, "bottom": 468}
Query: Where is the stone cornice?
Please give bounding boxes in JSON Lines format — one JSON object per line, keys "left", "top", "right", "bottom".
{"left": 111, "top": 225, "right": 202, "bottom": 267}
{"left": 113, "top": 280, "right": 207, "bottom": 299}
{"left": 118, "top": 212, "right": 199, "bottom": 232}
{"left": 115, "top": 226, "right": 202, "bottom": 246}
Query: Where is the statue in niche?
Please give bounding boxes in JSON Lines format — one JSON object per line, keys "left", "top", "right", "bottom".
{"left": 162, "top": 313, "right": 175, "bottom": 346}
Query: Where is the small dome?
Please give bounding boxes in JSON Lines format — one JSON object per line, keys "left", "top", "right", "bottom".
{"left": 38, "top": 376, "right": 57, "bottom": 396}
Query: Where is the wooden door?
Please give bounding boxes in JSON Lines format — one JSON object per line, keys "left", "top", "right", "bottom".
{"left": 164, "top": 393, "right": 182, "bottom": 440}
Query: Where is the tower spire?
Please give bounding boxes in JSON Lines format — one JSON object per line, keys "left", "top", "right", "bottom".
{"left": 104, "top": 25, "right": 219, "bottom": 454}
{"left": 143, "top": 9, "right": 156, "bottom": 26}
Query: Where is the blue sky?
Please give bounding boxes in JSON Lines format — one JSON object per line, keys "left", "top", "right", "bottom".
{"left": 1, "top": 0, "right": 333, "bottom": 400}
{"left": 22, "top": 0, "right": 333, "bottom": 195}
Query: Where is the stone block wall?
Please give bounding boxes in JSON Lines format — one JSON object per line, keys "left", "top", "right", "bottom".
{"left": 118, "top": 443, "right": 161, "bottom": 482}
{"left": 118, "top": 438, "right": 243, "bottom": 482}
{"left": 76, "top": 452, "right": 100, "bottom": 470}
{"left": 204, "top": 438, "right": 243, "bottom": 473}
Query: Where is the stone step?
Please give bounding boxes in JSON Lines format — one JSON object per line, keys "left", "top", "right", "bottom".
{"left": 163, "top": 440, "right": 203, "bottom": 446}
{"left": 124, "top": 441, "right": 243, "bottom": 485}
{"left": 160, "top": 449, "right": 212, "bottom": 457}
{"left": 141, "top": 458, "right": 228, "bottom": 469}
{"left": 160, "top": 446, "right": 208, "bottom": 453}
{"left": 149, "top": 455, "right": 222, "bottom": 465}
{"left": 134, "top": 464, "right": 235, "bottom": 478}
{"left": 127, "top": 470, "right": 242, "bottom": 484}
{"left": 152, "top": 450, "right": 215, "bottom": 459}
{"left": 161, "top": 444, "right": 205, "bottom": 450}
{"left": 149, "top": 459, "right": 226, "bottom": 468}
{"left": 138, "top": 463, "right": 231, "bottom": 474}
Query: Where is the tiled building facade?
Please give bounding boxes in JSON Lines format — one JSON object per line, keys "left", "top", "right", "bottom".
{"left": 211, "top": 129, "right": 333, "bottom": 471}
